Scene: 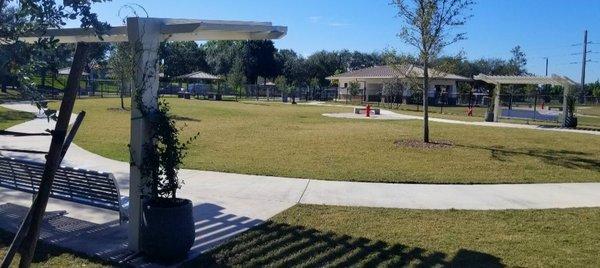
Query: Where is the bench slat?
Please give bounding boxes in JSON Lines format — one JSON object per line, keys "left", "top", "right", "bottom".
{"left": 0, "top": 157, "right": 121, "bottom": 213}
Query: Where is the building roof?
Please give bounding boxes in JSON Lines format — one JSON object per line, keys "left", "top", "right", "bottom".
{"left": 326, "top": 65, "right": 471, "bottom": 81}
{"left": 175, "top": 71, "right": 221, "bottom": 80}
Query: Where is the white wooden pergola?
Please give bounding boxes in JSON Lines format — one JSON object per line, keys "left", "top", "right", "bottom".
{"left": 15, "top": 17, "right": 287, "bottom": 252}
{"left": 474, "top": 74, "right": 577, "bottom": 123}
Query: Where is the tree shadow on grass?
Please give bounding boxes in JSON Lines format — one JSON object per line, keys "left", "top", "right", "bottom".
{"left": 455, "top": 144, "right": 600, "bottom": 172}
{"left": 171, "top": 115, "right": 202, "bottom": 122}
{"left": 187, "top": 221, "right": 504, "bottom": 267}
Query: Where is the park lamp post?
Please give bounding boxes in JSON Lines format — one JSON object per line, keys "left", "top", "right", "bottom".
{"left": 13, "top": 17, "right": 287, "bottom": 252}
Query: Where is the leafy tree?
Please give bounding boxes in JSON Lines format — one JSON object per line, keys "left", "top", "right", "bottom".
{"left": 507, "top": 45, "right": 527, "bottom": 75}
{"left": 108, "top": 42, "right": 133, "bottom": 109}
{"left": 305, "top": 50, "right": 344, "bottom": 87}
{"left": 0, "top": 1, "right": 110, "bottom": 267}
{"left": 309, "top": 77, "right": 320, "bottom": 100}
{"left": 227, "top": 58, "right": 246, "bottom": 101}
{"left": 382, "top": 78, "right": 404, "bottom": 107}
{"left": 392, "top": 0, "right": 474, "bottom": 143}
{"left": 274, "top": 75, "right": 290, "bottom": 102}
{"left": 159, "top": 41, "right": 208, "bottom": 78}
{"left": 204, "top": 40, "right": 243, "bottom": 75}
{"left": 588, "top": 80, "right": 600, "bottom": 99}
{"left": 276, "top": 49, "right": 308, "bottom": 90}
{"left": 348, "top": 81, "right": 360, "bottom": 103}
{"left": 244, "top": 40, "right": 278, "bottom": 84}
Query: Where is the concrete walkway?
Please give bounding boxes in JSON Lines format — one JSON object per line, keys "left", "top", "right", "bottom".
{"left": 1, "top": 102, "right": 600, "bottom": 265}
{"left": 310, "top": 101, "right": 600, "bottom": 136}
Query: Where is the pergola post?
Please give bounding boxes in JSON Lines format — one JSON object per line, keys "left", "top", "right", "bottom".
{"left": 562, "top": 83, "right": 570, "bottom": 126}
{"left": 127, "top": 17, "right": 162, "bottom": 251}
{"left": 493, "top": 83, "right": 501, "bottom": 122}
{"left": 10, "top": 17, "right": 287, "bottom": 255}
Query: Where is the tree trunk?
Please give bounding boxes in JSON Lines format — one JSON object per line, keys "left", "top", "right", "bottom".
{"left": 1, "top": 43, "right": 89, "bottom": 268}
{"left": 120, "top": 79, "right": 126, "bottom": 109}
{"left": 422, "top": 61, "right": 430, "bottom": 143}
{"left": 265, "top": 79, "right": 269, "bottom": 101}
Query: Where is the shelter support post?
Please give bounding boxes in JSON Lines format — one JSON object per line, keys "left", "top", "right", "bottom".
{"left": 562, "top": 84, "right": 569, "bottom": 126}
{"left": 493, "top": 83, "right": 501, "bottom": 122}
{"left": 127, "top": 17, "right": 161, "bottom": 252}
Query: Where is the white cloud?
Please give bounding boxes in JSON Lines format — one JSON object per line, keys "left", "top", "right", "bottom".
{"left": 308, "top": 16, "right": 322, "bottom": 23}
{"left": 329, "top": 22, "right": 350, "bottom": 27}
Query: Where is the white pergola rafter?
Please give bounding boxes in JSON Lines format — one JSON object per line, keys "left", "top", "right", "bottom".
{"left": 474, "top": 74, "right": 577, "bottom": 87}
{"left": 14, "top": 17, "right": 287, "bottom": 253}
{"left": 14, "top": 18, "right": 287, "bottom": 43}
{"left": 474, "top": 74, "right": 577, "bottom": 123}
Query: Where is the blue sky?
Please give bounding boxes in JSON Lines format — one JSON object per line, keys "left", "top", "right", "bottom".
{"left": 70, "top": 0, "right": 600, "bottom": 81}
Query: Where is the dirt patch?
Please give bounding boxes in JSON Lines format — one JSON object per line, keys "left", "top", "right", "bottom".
{"left": 394, "top": 139, "right": 453, "bottom": 149}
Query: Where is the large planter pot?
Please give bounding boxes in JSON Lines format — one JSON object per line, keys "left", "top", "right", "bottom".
{"left": 141, "top": 198, "right": 195, "bottom": 261}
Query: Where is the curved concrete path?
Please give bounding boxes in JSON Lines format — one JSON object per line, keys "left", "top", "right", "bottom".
{"left": 1, "top": 102, "right": 599, "bottom": 264}
{"left": 2, "top": 101, "right": 599, "bottom": 211}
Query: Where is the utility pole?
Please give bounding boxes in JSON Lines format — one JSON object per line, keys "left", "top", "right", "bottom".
{"left": 580, "top": 30, "right": 588, "bottom": 103}
{"left": 544, "top": 57, "right": 549, "bottom": 76}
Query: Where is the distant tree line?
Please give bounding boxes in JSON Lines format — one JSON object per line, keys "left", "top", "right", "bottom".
{"left": 3, "top": 38, "right": 600, "bottom": 99}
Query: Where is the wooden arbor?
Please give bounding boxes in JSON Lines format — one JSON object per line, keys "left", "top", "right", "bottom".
{"left": 474, "top": 74, "right": 577, "bottom": 124}
{"left": 16, "top": 17, "right": 287, "bottom": 252}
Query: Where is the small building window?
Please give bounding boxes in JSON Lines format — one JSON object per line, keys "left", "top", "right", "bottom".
{"left": 343, "top": 83, "right": 348, "bottom": 88}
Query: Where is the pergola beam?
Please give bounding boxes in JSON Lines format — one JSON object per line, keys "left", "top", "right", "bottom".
{"left": 9, "top": 17, "right": 287, "bottom": 254}
{"left": 474, "top": 74, "right": 578, "bottom": 123}
{"left": 13, "top": 18, "right": 287, "bottom": 44}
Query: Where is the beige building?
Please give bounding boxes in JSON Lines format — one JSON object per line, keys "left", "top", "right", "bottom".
{"left": 327, "top": 65, "right": 471, "bottom": 104}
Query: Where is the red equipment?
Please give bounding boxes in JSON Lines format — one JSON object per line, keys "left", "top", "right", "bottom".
{"left": 366, "top": 104, "right": 371, "bottom": 117}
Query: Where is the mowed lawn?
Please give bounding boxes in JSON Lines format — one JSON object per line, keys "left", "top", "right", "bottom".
{"left": 194, "top": 205, "right": 600, "bottom": 267}
{"left": 56, "top": 98, "right": 600, "bottom": 184}
{"left": 578, "top": 106, "right": 600, "bottom": 117}
{"left": 0, "top": 106, "right": 34, "bottom": 130}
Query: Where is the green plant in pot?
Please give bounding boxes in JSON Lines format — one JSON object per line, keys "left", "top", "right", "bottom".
{"left": 139, "top": 99, "right": 198, "bottom": 261}
{"left": 562, "top": 94, "right": 578, "bottom": 128}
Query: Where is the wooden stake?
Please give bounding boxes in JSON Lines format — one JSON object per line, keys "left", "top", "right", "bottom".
{"left": 0, "top": 42, "right": 89, "bottom": 268}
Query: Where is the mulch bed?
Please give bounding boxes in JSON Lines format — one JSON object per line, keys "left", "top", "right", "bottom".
{"left": 394, "top": 139, "right": 453, "bottom": 149}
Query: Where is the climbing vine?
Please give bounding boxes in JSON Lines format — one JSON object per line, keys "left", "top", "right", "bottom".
{"left": 129, "top": 30, "right": 198, "bottom": 201}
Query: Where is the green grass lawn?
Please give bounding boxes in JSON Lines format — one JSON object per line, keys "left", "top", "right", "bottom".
{"left": 0, "top": 90, "right": 23, "bottom": 103}
{"left": 385, "top": 103, "right": 600, "bottom": 128}
{"left": 53, "top": 98, "right": 600, "bottom": 184}
{"left": 0, "top": 229, "right": 107, "bottom": 267}
{"left": 577, "top": 106, "right": 600, "bottom": 117}
{"left": 193, "top": 204, "right": 600, "bottom": 267}
{"left": 0, "top": 107, "right": 34, "bottom": 130}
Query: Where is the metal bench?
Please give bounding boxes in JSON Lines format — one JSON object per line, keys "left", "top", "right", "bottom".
{"left": 0, "top": 156, "right": 128, "bottom": 224}
{"left": 354, "top": 107, "right": 381, "bottom": 115}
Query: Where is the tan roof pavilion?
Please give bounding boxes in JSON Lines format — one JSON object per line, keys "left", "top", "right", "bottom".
{"left": 327, "top": 65, "right": 471, "bottom": 81}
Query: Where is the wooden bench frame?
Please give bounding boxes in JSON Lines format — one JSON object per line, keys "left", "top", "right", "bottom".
{"left": 0, "top": 156, "right": 128, "bottom": 224}
{"left": 354, "top": 107, "right": 381, "bottom": 115}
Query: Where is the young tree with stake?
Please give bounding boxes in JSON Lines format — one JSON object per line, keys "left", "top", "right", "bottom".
{"left": 392, "top": 0, "right": 474, "bottom": 143}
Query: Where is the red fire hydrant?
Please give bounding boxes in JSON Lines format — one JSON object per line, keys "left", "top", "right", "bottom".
{"left": 366, "top": 104, "right": 371, "bottom": 118}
